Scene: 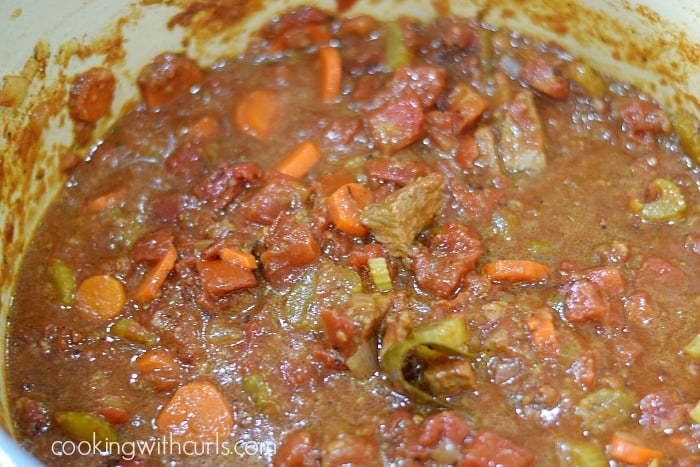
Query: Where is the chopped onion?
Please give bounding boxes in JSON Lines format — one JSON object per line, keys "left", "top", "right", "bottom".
{"left": 345, "top": 339, "right": 378, "bottom": 380}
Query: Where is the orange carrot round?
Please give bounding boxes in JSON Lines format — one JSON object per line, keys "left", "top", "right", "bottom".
{"left": 156, "top": 380, "right": 233, "bottom": 444}
{"left": 74, "top": 274, "right": 126, "bottom": 321}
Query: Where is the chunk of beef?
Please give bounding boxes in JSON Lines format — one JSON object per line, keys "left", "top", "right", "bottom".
{"left": 361, "top": 173, "right": 444, "bottom": 257}
{"left": 131, "top": 228, "right": 175, "bottom": 261}
{"left": 262, "top": 5, "right": 331, "bottom": 51}
{"left": 15, "top": 397, "right": 50, "bottom": 438}
{"left": 422, "top": 359, "right": 476, "bottom": 395}
{"left": 165, "top": 144, "right": 207, "bottom": 181}
{"left": 499, "top": 90, "right": 546, "bottom": 173}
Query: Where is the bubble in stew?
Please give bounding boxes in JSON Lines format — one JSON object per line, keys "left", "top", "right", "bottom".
{"left": 8, "top": 5, "right": 700, "bottom": 466}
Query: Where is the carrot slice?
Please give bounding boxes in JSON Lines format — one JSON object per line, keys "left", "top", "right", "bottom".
{"left": 74, "top": 274, "right": 126, "bottom": 321}
{"left": 327, "top": 182, "right": 373, "bottom": 236}
{"left": 87, "top": 188, "right": 126, "bottom": 212}
{"left": 219, "top": 247, "right": 258, "bottom": 270}
{"left": 274, "top": 141, "right": 322, "bottom": 178}
{"left": 156, "top": 380, "right": 233, "bottom": 444}
{"left": 607, "top": 432, "right": 663, "bottom": 465}
{"left": 95, "top": 406, "right": 130, "bottom": 425}
{"left": 482, "top": 259, "right": 551, "bottom": 283}
{"left": 318, "top": 46, "right": 342, "bottom": 102}
{"left": 133, "top": 243, "right": 177, "bottom": 304}
{"left": 133, "top": 348, "right": 180, "bottom": 391}
{"left": 234, "top": 89, "right": 280, "bottom": 140}
{"left": 134, "top": 349, "right": 178, "bottom": 372}
{"left": 186, "top": 114, "right": 220, "bottom": 142}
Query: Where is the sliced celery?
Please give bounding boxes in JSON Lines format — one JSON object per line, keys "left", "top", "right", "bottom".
{"left": 54, "top": 411, "right": 118, "bottom": 446}
{"left": 368, "top": 257, "right": 392, "bottom": 291}
{"left": 673, "top": 111, "right": 700, "bottom": 163}
{"left": 383, "top": 21, "right": 411, "bottom": 70}
{"left": 574, "top": 388, "right": 635, "bottom": 434}
{"left": 557, "top": 440, "right": 607, "bottom": 467}
{"left": 284, "top": 260, "right": 362, "bottom": 330}
{"left": 110, "top": 318, "right": 157, "bottom": 346}
{"left": 629, "top": 178, "right": 686, "bottom": 223}
{"left": 50, "top": 259, "right": 75, "bottom": 306}
{"left": 568, "top": 62, "right": 607, "bottom": 100}
{"left": 242, "top": 373, "right": 281, "bottom": 416}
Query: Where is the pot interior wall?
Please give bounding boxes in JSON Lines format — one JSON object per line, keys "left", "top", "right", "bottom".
{"left": 0, "top": 0, "right": 698, "bottom": 436}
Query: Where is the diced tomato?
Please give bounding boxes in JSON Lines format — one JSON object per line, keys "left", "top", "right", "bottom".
{"left": 320, "top": 308, "right": 356, "bottom": 354}
{"left": 563, "top": 278, "right": 609, "bottom": 324}
{"left": 450, "top": 180, "right": 503, "bottom": 222}
{"left": 137, "top": 53, "right": 203, "bottom": 109}
{"left": 196, "top": 260, "right": 257, "bottom": 296}
{"left": 69, "top": 67, "right": 115, "bottom": 123}
{"left": 520, "top": 58, "right": 570, "bottom": 99}
{"left": 348, "top": 243, "right": 385, "bottom": 270}
{"left": 616, "top": 98, "right": 671, "bottom": 144}
{"left": 447, "top": 83, "right": 489, "bottom": 131}
{"left": 260, "top": 213, "right": 322, "bottom": 287}
{"left": 165, "top": 145, "right": 207, "bottom": 181}
{"left": 460, "top": 431, "right": 534, "bottom": 467}
{"left": 411, "top": 222, "right": 483, "bottom": 298}
{"left": 241, "top": 172, "right": 311, "bottom": 225}
{"left": 365, "top": 93, "right": 424, "bottom": 154}
{"left": 363, "top": 157, "right": 433, "bottom": 186}
{"left": 387, "top": 66, "right": 447, "bottom": 109}
{"left": 273, "top": 430, "right": 316, "bottom": 467}
{"left": 419, "top": 411, "right": 471, "bottom": 447}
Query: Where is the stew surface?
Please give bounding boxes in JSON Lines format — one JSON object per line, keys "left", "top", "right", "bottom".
{"left": 8, "top": 6, "right": 700, "bottom": 466}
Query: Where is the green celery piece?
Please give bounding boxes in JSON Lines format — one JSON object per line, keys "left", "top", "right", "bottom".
{"left": 54, "top": 411, "right": 118, "bottom": 446}
{"left": 242, "top": 373, "right": 281, "bottom": 416}
{"left": 50, "top": 259, "right": 75, "bottom": 306}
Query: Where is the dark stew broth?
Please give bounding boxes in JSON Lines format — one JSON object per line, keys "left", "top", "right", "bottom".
{"left": 8, "top": 6, "right": 700, "bottom": 466}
